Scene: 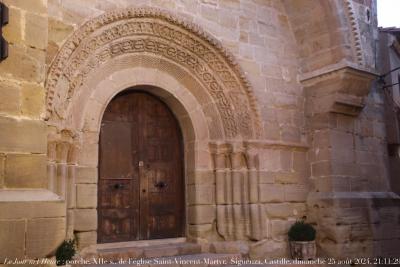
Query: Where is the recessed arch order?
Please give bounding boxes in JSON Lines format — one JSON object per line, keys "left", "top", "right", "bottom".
{"left": 45, "top": 7, "right": 263, "bottom": 141}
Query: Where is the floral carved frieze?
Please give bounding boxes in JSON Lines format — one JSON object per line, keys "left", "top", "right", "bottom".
{"left": 46, "top": 8, "right": 262, "bottom": 139}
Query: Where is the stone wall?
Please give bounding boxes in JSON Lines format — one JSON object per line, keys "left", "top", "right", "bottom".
{"left": 0, "top": 0, "right": 66, "bottom": 261}
{"left": 0, "top": 0, "right": 398, "bottom": 262}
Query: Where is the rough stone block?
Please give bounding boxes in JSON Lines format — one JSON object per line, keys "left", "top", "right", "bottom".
{"left": 0, "top": 117, "right": 47, "bottom": 153}
{"left": 188, "top": 224, "right": 213, "bottom": 239}
{"left": 0, "top": 199, "right": 65, "bottom": 220}
{"left": 284, "top": 184, "right": 308, "bottom": 202}
{"left": 76, "top": 184, "right": 97, "bottom": 208}
{"left": 0, "top": 220, "right": 25, "bottom": 262}
{"left": 187, "top": 170, "right": 214, "bottom": 185}
{"left": 2, "top": 6, "right": 23, "bottom": 45}
{"left": 26, "top": 218, "right": 66, "bottom": 259}
{"left": 264, "top": 203, "right": 295, "bottom": 219}
{"left": 76, "top": 166, "right": 98, "bottom": 184}
{"left": 280, "top": 150, "right": 292, "bottom": 171}
{"left": 258, "top": 171, "right": 275, "bottom": 184}
{"left": 259, "top": 184, "right": 284, "bottom": 202}
{"left": 78, "top": 144, "right": 98, "bottom": 167}
{"left": 0, "top": 154, "right": 5, "bottom": 187}
{"left": 76, "top": 231, "right": 97, "bottom": 250}
{"left": 259, "top": 149, "right": 280, "bottom": 171}
{"left": 0, "top": 79, "right": 20, "bottom": 116}
{"left": 5, "top": 154, "right": 47, "bottom": 188}
{"left": 293, "top": 151, "right": 308, "bottom": 173}
{"left": 275, "top": 171, "right": 299, "bottom": 184}
{"left": 2, "top": 0, "right": 47, "bottom": 14}
{"left": 0, "top": 45, "right": 46, "bottom": 83}
{"left": 48, "top": 17, "right": 74, "bottom": 45}
{"left": 25, "top": 12, "right": 48, "bottom": 50}
{"left": 188, "top": 205, "right": 215, "bottom": 224}
{"left": 210, "top": 241, "right": 249, "bottom": 255}
{"left": 188, "top": 184, "right": 214, "bottom": 205}
{"left": 270, "top": 219, "right": 292, "bottom": 240}
{"left": 249, "top": 239, "right": 287, "bottom": 259}
{"left": 311, "top": 161, "right": 331, "bottom": 177}
{"left": 21, "top": 82, "right": 45, "bottom": 118}
{"left": 74, "top": 209, "right": 97, "bottom": 231}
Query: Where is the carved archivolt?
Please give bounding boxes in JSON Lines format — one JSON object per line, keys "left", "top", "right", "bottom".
{"left": 46, "top": 7, "right": 262, "bottom": 139}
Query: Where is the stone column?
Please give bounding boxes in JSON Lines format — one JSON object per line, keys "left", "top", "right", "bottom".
{"left": 66, "top": 142, "right": 78, "bottom": 239}
{"left": 302, "top": 64, "right": 400, "bottom": 258}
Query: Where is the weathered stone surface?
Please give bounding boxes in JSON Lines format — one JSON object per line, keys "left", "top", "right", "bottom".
{"left": 275, "top": 171, "right": 300, "bottom": 184}
{"left": 2, "top": 0, "right": 47, "bottom": 14}
{"left": 26, "top": 218, "right": 66, "bottom": 259}
{"left": 188, "top": 205, "right": 215, "bottom": 224}
{"left": 188, "top": 224, "right": 213, "bottom": 239}
{"left": 74, "top": 209, "right": 97, "bottom": 231}
{"left": 25, "top": 12, "right": 48, "bottom": 50}
{"left": 187, "top": 170, "right": 214, "bottom": 185}
{"left": 2, "top": 6, "right": 23, "bottom": 45}
{"left": 76, "top": 231, "right": 97, "bottom": 250}
{"left": 0, "top": 45, "right": 46, "bottom": 83}
{"left": 270, "top": 219, "right": 292, "bottom": 240}
{"left": 284, "top": 184, "right": 308, "bottom": 202}
{"left": 0, "top": 117, "right": 46, "bottom": 153}
{"left": 0, "top": 220, "right": 25, "bottom": 262}
{"left": 5, "top": 154, "right": 47, "bottom": 188}
{"left": 76, "top": 184, "right": 97, "bottom": 208}
{"left": 259, "top": 184, "right": 284, "bottom": 203}
{"left": 188, "top": 184, "right": 215, "bottom": 205}
{"left": 78, "top": 144, "right": 98, "bottom": 167}
{"left": 264, "top": 203, "right": 295, "bottom": 219}
{"left": 76, "top": 166, "right": 98, "bottom": 184}
{"left": 21, "top": 82, "right": 45, "bottom": 118}
{"left": 0, "top": 80, "right": 20, "bottom": 116}
{"left": 0, "top": 200, "right": 65, "bottom": 220}
{"left": 249, "top": 239, "right": 287, "bottom": 259}
{"left": 210, "top": 241, "right": 249, "bottom": 256}
{"left": 48, "top": 17, "right": 74, "bottom": 45}
{"left": 0, "top": 154, "right": 5, "bottom": 187}
{"left": 0, "top": 0, "right": 394, "bottom": 261}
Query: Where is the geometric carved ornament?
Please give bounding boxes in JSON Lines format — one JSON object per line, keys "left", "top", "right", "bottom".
{"left": 45, "top": 8, "right": 263, "bottom": 139}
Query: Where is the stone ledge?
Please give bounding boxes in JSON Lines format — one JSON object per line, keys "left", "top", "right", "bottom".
{"left": 301, "top": 63, "right": 378, "bottom": 117}
{"left": 308, "top": 191, "right": 400, "bottom": 201}
{"left": 0, "top": 189, "right": 65, "bottom": 220}
{"left": 0, "top": 189, "right": 62, "bottom": 201}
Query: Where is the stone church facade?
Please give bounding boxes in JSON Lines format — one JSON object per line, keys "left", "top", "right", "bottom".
{"left": 0, "top": 0, "right": 399, "bottom": 262}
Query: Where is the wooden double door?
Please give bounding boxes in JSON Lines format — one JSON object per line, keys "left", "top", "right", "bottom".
{"left": 98, "top": 91, "right": 184, "bottom": 243}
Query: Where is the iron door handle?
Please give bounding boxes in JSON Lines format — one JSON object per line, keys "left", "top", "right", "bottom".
{"left": 114, "top": 183, "right": 124, "bottom": 189}
{"left": 154, "top": 181, "right": 167, "bottom": 189}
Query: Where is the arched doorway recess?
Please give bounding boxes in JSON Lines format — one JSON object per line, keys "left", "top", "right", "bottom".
{"left": 45, "top": 7, "right": 265, "bottom": 247}
{"left": 98, "top": 90, "right": 185, "bottom": 243}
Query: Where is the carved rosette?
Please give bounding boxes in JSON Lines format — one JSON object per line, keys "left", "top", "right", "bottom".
{"left": 45, "top": 7, "right": 263, "bottom": 139}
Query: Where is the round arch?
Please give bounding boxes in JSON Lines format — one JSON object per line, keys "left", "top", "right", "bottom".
{"left": 45, "top": 7, "right": 266, "bottom": 245}
{"left": 45, "top": 7, "right": 263, "bottom": 140}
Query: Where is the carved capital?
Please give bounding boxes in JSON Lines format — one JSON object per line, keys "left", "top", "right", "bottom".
{"left": 301, "top": 64, "right": 378, "bottom": 117}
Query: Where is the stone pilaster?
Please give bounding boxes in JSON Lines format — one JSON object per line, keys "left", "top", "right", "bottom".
{"left": 302, "top": 63, "right": 400, "bottom": 258}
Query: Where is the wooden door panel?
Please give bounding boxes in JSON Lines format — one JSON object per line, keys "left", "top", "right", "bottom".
{"left": 98, "top": 179, "right": 135, "bottom": 208}
{"left": 98, "top": 91, "right": 184, "bottom": 243}
{"left": 141, "top": 93, "right": 184, "bottom": 239}
{"left": 99, "top": 209, "right": 132, "bottom": 243}
{"left": 98, "top": 114, "right": 139, "bottom": 243}
{"left": 99, "top": 121, "right": 134, "bottom": 179}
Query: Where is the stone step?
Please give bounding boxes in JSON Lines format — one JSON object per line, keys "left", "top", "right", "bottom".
{"left": 99, "top": 242, "right": 202, "bottom": 261}
{"left": 78, "top": 238, "right": 203, "bottom": 263}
